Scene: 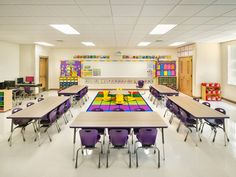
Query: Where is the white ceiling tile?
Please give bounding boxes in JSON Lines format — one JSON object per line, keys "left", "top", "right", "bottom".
{"left": 50, "top": 5, "right": 84, "bottom": 16}
{"left": 145, "top": 0, "right": 180, "bottom": 5}
{"left": 134, "top": 24, "right": 156, "bottom": 31}
{"left": 136, "top": 17, "right": 163, "bottom": 24}
{"left": 214, "top": 0, "right": 236, "bottom": 4}
{"left": 87, "top": 17, "right": 113, "bottom": 24}
{"left": 206, "top": 17, "right": 236, "bottom": 25}
{"left": 172, "top": 24, "right": 197, "bottom": 31}
{"left": 113, "top": 17, "right": 137, "bottom": 24}
{"left": 180, "top": 0, "right": 215, "bottom": 4}
{"left": 75, "top": 0, "right": 109, "bottom": 4}
{"left": 182, "top": 17, "right": 213, "bottom": 24}
{"left": 196, "top": 5, "right": 236, "bottom": 16}
{"left": 0, "top": 0, "right": 76, "bottom": 4}
{"left": 110, "top": 0, "right": 144, "bottom": 5}
{"left": 140, "top": 5, "right": 174, "bottom": 16}
{"left": 191, "top": 25, "right": 219, "bottom": 31}
{"left": 223, "top": 9, "right": 236, "bottom": 17}
{"left": 114, "top": 24, "right": 134, "bottom": 31}
{"left": 168, "top": 5, "right": 206, "bottom": 16}
{"left": 63, "top": 17, "right": 91, "bottom": 24}
{"left": 80, "top": 5, "right": 111, "bottom": 16}
{"left": 161, "top": 17, "right": 189, "bottom": 24}
{"left": 112, "top": 5, "right": 142, "bottom": 16}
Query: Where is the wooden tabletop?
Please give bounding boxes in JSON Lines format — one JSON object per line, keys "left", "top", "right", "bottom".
{"left": 70, "top": 112, "right": 168, "bottom": 128}
{"left": 7, "top": 96, "right": 70, "bottom": 119}
{"left": 59, "top": 85, "right": 86, "bottom": 94}
{"left": 151, "top": 84, "right": 178, "bottom": 94}
{"left": 168, "top": 96, "right": 229, "bottom": 119}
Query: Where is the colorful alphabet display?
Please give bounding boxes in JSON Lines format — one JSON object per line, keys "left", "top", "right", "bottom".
{"left": 156, "top": 61, "right": 176, "bottom": 77}
{"left": 60, "top": 60, "right": 81, "bottom": 77}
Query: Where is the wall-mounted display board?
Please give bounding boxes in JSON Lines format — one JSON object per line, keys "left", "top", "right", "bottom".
{"left": 74, "top": 55, "right": 110, "bottom": 59}
{"left": 122, "top": 55, "right": 158, "bottom": 59}
{"left": 201, "top": 83, "right": 221, "bottom": 101}
{"left": 156, "top": 61, "right": 176, "bottom": 77}
{"left": 60, "top": 60, "right": 81, "bottom": 77}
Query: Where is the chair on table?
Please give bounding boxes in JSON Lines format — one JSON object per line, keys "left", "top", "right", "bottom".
{"left": 201, "top": 108, "right": 230, "bottom": 143}
{"left": 193, "top": 97, "right": 200, "bottom": 102}
{"left": 135, "top": 128, "right": 160, "bottom": 168}
{"left": 136, "top": 80, "right": 145, "bottom": 95}
{"left": 75, "top": 129, "right": 102, "bottom": 168}
{"left": 23, "top": 86, "right": 33, "bottom": 99}
{"left": 102, "top": 90, "right": 111, "bottom": 102}
{"left": 8, "top": 108, "right": 33, "bottom": 146}
{"left": 39, "top": 108, "right": 59, "bottom": 142}
{"left": 37, "top": 97, "right": 44, "bottom": 102}
{"left": 57, "top": 103, "right": 68, "bottom": 126}
{"left": 26, "top": 101, "right": 34, "bottom": 107}
{"left": 64, "top": 99, "right": 73, "bottom": 118}
{"left": 106, "top": 129, "right": 131, "bottom": 168}
{"left": 179, "top": 108, "right": 197, "bottom": 142}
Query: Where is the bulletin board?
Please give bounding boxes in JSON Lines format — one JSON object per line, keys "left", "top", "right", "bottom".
{"left": 60, "top": 60, "right": 81, "bottom": 77}
{"left": 156, "top": 61, "right": 176, "bottom": 77}
{"left": 81, "top": 60, "right": 155, "bottom": 78}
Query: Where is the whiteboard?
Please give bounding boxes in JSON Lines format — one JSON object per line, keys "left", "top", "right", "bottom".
{"left": 82, "top": 61, "right": 153, "bottom": 77}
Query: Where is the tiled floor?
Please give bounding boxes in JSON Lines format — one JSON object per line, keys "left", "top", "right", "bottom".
{"left": 0, "top": 90, "right": 236, "bottom": 177}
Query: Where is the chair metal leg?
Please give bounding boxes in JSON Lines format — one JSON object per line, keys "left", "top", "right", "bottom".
{"left": 46, "top": 129, "right": 52, "bottom": 142}
{"left": 106, "top": 143, "right": 110, "bottom": 168}
{"left": 21, "top": 128, "right": 26, "bottom": 142}
{"left": 135, "top": 148, "right": 139, "bottom": 168}
{"left": 55, "top": 121, "right": 61, "bottom": 133}
{"left": 184, "top": 130, "right": 190, "bottom": 142}
{"left": 75, "top": 148, "right": 81, "bottom": 168}
{"left": 212, "top": 129, "right": 217, "bottom": 142}
{"left": 98, "top": 152, "right": 101, "bottom": 168}
{"left": 169, "top": 114, "right": 174, "bottom": 124}
{"left": 176, "top": 121, "right": 182, "bottom": 132}
{"left": 200, "top": 122, "right": 206, "bottom": 133}
{"left": 163, "top": 109, "right": 168, "bottom": 117}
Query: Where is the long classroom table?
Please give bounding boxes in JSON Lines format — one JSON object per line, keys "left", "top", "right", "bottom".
{"left": 70, "top": 112, "right": 168, "bottom": 160}
{"left": 7, "top": 96, "right": 70, "bottom": 146}
{"left": 167, "top": 96, "right": 230, "bottom": 145}
{"left": 151, "top": 84, "right": 179, "bottom": 96}
{"left": 58, "top": 85, "right": 86, "bottom": 96}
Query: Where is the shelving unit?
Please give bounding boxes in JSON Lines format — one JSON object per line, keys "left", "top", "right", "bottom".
{"left": 59, "top": 77, "right": 80, "bottom": 90}
{"left": 0, "top": 90, "right": 12, "bottom": 112}
{"left": 201, "top": 83, "right": 221, "bottom": 101}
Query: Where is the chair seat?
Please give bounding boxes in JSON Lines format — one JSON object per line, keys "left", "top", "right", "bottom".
{"left": 205, "top": 118, "right": 222, "bottom": 126}
{"left": 40, "top": 119, "right": 50, "bottom": 125}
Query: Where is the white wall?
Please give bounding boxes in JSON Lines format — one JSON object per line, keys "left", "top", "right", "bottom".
{"left": 221, "top": 40, "right": 236, "bottom": 102}
{"left": 19, "top": 45, "right": 35, "bottom": 77}
{"left": 0, "top": 41, "right": 19, "bottom": 82}
{"left": 193, "top": 43, "right": 221, "bottom": 97}
{"left": 49, "top": 48, "right": 177, "bottom": 89}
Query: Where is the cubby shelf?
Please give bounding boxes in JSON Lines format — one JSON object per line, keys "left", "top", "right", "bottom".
{"left": 0, "top": 90, "right": 12, "bottom": 112}
{"left": 201, "top": 83, "right": 221, "bottom": 101}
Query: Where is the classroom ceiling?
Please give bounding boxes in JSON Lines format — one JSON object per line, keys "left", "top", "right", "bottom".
{"left": 1, "top": 0, "right": 236, "bottom": 48}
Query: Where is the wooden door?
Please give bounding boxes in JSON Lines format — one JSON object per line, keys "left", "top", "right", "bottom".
{"left": 179, "top": 57, "right": 192, "bottom": 96}
{"left": 39, "top": 57, "right": 48, "bottom": 91}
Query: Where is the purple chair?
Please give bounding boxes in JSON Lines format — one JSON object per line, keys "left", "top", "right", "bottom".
{"left": 163, "top": 99, "right": 173, "bottom": 117}
{"left": 24, "top": 86, "right": 33, "bottom": 99}
{"left": 57, "top": 103, "right": 68, "bottom": 125}
{"left": 135, "top": 128, "right": 160, "bottom": 168}
{"left": 26, "top": 102, "right": 34, "bottom": 107}
{"left": 8, "top": 108, "right": 32, "bottom": 146}
{"left": 64, "top": 99, "right": 73, "bottom": 118}
{"left": 179, "top": 108, "right": 197, "bottom": 142}
{"left": 201, "top": 108, "right": 229, "bottom": 143}
{"left": 39, "top": 108, "right": 58, "bottom": 142}
{"left": 136, "top": 80, "right": 145, "bottom": 95}
{"left": 152, "top": 90, "right": 163, "bottom": 107}
{"left": 169, "top": 103, "right": 181, "bottom": 125}
{"left": 106, "top": 129, "right": 131, "bottom": 168}
{"left": 37, "top": 97, "right": 44, "bottom": 102}
{"left": 193, "top": 97, "right": 200, "bottom": 102}
{"left": 75, "top": 129, "right": 102, "bottom": 168}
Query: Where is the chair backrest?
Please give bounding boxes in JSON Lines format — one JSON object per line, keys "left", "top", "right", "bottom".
{"left": 165, "top": 99, "right": 172, "bottom": 109}
{"left": 193, "top": 97, "right": 199, "bottom": 102}
{"left": 202, "top": 102, "right": 211, "bottom": 107}
{"left": 137, "top": 128, "right": 157, "bottom": 146}
{"left": 24, "top": 86, "right": 31, "bottom": 93}
{"left": 91, "top": 108, "right": 104, "bottom": 112}
{"left": 179, "top": 108, "right": 189, "bottom": 122}
{"left": 79, "top": 129, "right": 100, "bottom": 147}
{"left": 12, "top": 107, "right": 23, "bottom": 114}
{"left": 214, "top": 108, "right": 226, "bottom": 124}
{"left": 65, "top": 99, "right": 71, "bottom": 110}
{"left": 37, "top": 97, "right": 44, "bottom": 102}
{"left": 138, "top": 80, "right": 144, "bottom": 87}
{"left": 57, "top": 103, "right": 65, "bottom": 115}
{"left": 12, "top": 108, "right": 29, "bottom": 125}
{"left": 48, "top": 109, "right": 58, "bottom": 123}
{"left": 109, "top": 129, "right": 128, "bottom": 147}
{"left": 172, "top": 103, "right": 180, "bottom": 115}
{"left": 26, "top": 102, "right": 34, "bottom": 107}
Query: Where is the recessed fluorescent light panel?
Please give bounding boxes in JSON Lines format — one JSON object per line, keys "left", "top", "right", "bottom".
{"left": 50, "top": 24, "right": 80, "bottom": 35}
{"left": 138, "top": 42, "right": 151, "bottom": 46}
{"left": 149, "top": 24, "right": 177, "bottom": 35}
{"left": 169, "top": 42, "right": 186, "bottom": 46}
{"left": 81, "top": 42, "right": 95, "bottom": 46}
{"left": 34, "top": 42, "right": 54, "bottom": 47}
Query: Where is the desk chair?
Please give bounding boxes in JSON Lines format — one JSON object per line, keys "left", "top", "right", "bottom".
{"left": 106, "top": 129, "right": 131, "bottom": 168}
{"left": 75, "top": 129, "right": 102, "bottom": 168}
{"left": 64, "top": 99, "right": 73, "bottom": 118}
{"left": 23, "top": 86, "right": 33, "bottom": 99}
{"left": 193, "top": 97, "right": 200, "bottom": 102}
{"left": 57, "top": 103, "right": 68, "bottom": 126}
{"left": 136, "top": 80, "right": 145, "bottom": 95}
{"left": 201, "top": 108, "right": 230, "bottom": 143}
{"left": 135, "top": 128, "right": 160, "bottom": 168}
{"left": 8, "top": 108, "right": 33, "bottom": 146}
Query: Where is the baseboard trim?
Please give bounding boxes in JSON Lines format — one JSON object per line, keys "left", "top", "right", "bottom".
{"left": 222, "top": 97, "right": 236, "bottom": 104}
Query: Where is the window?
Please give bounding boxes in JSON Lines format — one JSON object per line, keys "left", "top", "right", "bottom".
{"left": 227, "top": 45, "right": 236, "bottom": 85}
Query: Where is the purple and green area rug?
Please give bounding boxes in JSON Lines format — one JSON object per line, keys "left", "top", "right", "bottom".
{"left": 87, "top": 91, "right": 153, "bottom": 112}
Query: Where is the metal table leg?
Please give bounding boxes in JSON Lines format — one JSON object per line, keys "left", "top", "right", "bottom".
{"left": 161, "top": 128, "right": 165, "bottom": 160}
{"left": 73, "top": 128, "right": 77, "bottom": 161}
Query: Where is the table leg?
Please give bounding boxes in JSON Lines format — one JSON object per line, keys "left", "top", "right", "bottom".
{"left": 37, "top": 120, "right": 41, "bottom": 146}
{"left": 9, "top": 120, "right": 14, "bottom": 146}
{"left": 161, "top": 128, "right": 165, "bottom": 161}
{"left": 195, "top": 119, "right": 202, "bottom": 146}
{"left": 73, "top": 128, "right": 77, "bottom": 161}
{"left": 223, "top": 119, "right": 229, "bottom": 146}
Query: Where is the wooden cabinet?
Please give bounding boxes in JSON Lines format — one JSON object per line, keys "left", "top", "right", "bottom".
{"left": 0, "top": 90, "right": 12, "bottom": 112}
